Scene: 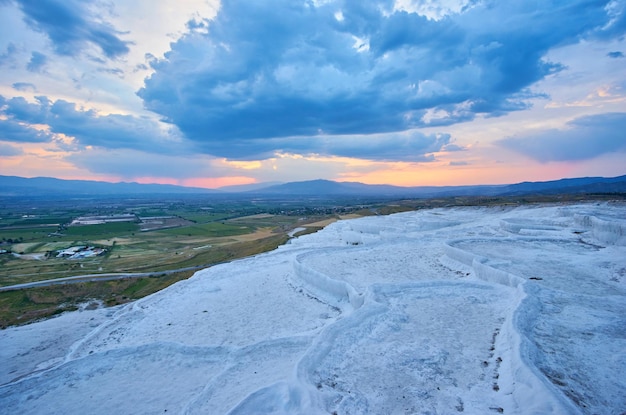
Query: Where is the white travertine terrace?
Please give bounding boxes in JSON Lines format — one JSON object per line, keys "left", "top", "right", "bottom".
{"left": 1, "top": 203, "right": 624, "bottom": 414}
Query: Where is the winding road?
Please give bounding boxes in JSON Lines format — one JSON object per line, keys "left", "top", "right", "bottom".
{"left": 0, "top": 263, "right": 215, "bottom": 292}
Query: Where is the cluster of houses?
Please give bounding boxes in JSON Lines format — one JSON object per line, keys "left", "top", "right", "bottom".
{"left": 56, "top": 246, "right": 106, "bottom": 260}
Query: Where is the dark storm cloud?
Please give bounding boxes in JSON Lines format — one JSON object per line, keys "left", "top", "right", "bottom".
{"left": 137, "top": 0, "right": 625, "bottom": 160}
{"left": 498, "top": 112, "right": 626, "bottom": 162}
{"left": 0, "top": 95, "right": 176, "bottom": 152}
{"left": 15, "top": 0, "right": 130, "bottom": 59}
{"left": 26, "top": 51, "right": 47, "bottom": 72}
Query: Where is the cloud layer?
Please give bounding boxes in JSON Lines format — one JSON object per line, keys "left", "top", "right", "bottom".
{"left": 137, "top": 0, "right": 625, "bottom": 159}
{"left": 0, "top": 93, "right": 455, "bottom": 162}
{"left": 0, "top": 95, "right": 179, "bottom": 152}
{"left": 1, "top": 0, "right": 625, "bottom": 185}
{"left": 499, "top": 112, "right": 626, "bottom": 162}
{"left": 14, "top": 0, "right": 130, "bottom": 59}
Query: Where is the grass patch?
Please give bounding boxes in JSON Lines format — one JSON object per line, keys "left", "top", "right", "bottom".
{"left": 0, "top": 288, "right": 79, "bottom": 329}
{"left": 65, "top": 222, "right": 140, "bottom": 238}
{"left": 137, "top": 233, "right": 290, "bottom": 272}
{"left": 120, "top": 278, "right": 153, "bottom": 298}
{"left": 0, "top": 271, "right": 196, "bottom": 328}
{"left": 8, "top": 216, "right": 73, "bottom": 226}
{"left": 174, "top": 212, "right": 232, "bottom": 223}
{"left": 0, "top": 226, "right": 58, "bottom": 243}
{"left": 293, "top": 227, "right": 324, "bottom": 237}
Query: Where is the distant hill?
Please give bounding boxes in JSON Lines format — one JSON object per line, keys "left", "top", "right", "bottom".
{"left": 1, "top": 174, "right": 625, "bottom": 199}
{"left": 251, "top": 175, "right": 626, "bottom": 197}
{"left": 218, "top": 181, "right": 283, "bottom": 193}
{"left": 499, "top": 175, "right": 626, "bottom": 195}
{"left": 245, "top": 179, "right": 499, "bottom": 197}
{"left": 0, "top": 175, "right": 218, "bottom": 197}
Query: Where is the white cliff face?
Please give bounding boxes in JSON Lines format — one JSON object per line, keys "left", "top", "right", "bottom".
{"left": 1, "top": 202, "right": 625, "bottom": 414}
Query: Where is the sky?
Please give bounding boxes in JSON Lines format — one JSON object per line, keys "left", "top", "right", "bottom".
{"left": 0, "top": 0, "right": 625, "bottom": 189}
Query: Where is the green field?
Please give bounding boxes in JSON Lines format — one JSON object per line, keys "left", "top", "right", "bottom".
{"left": 173, "top": 212, "right": 233, "bottom": 223}
{"left": 0, "top": 226, "right": 58, "bottom": 243}
{"left": 0, "top": 199, "right": 342, "bottom": 327}
{"left": 0, "top": 218, "right": 291, "bottom": 287}
{"left": 64, "top": 222, "right": 139, "bottom": 237}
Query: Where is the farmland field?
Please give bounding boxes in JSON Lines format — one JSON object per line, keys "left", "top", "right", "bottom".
{"left": 0, "top": 194, "right": 374, "bottom": 326}
{"left": 0, "top": 212, "right": 328, "bottom": 288}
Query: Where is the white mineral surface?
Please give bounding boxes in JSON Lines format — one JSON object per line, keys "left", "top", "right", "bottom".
{"left": 1, "top": 203, "right": 625, "bottom": 414}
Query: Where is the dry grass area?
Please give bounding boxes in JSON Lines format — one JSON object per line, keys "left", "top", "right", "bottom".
{"left": 301, "top": 213, "right": 364, "bottom": 228}
{"left": 303, "top": 218, "right": 337, "bottom": 228}
{"left": 229, "top": 227, "right": 275, "bottom": 242}
{"left": 234, "top": 213, "right": 276, "bottom": 220}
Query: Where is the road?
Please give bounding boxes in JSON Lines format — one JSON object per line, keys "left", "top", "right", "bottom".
{"left": 0, "top": 263, "right": 216, "bottom": 292}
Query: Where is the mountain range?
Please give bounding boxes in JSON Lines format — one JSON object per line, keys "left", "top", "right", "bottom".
{"left": 1, "top": 174, "right": 626, "bottom": 199}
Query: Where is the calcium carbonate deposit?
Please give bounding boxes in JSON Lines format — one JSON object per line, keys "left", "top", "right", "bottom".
{"left": 1, "top": 202, "right": 625, "bottom": 414}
